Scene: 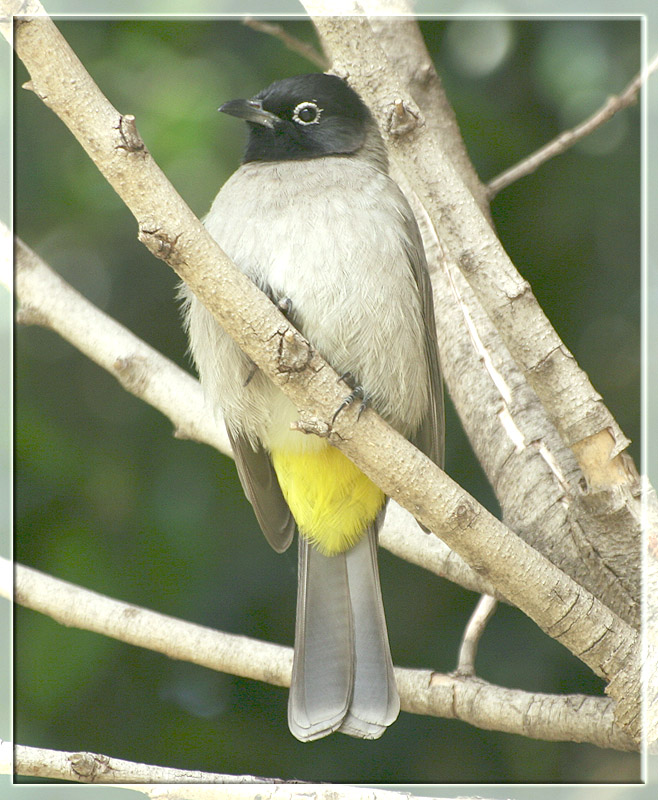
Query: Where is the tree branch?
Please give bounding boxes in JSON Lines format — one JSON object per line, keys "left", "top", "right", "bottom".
{"left": 302, "top": 3, "right": 636, "bottom": 489}
{"left": 455, "top": 594, "right": 497, "bottom": 676}
{"left": 3, "top": 742, "right": 446, "bottom": 799}
{"left": 302, "top": 11, "right": 641, "bottom": 626}
{"left": 11, "top": 222, "right": 497, "bottom": 599}
{"left": 14, "top": 232, "right": 232, "bottom": 456}
{"left": 299, "top": 5, "right": 643, "bottom": 739}
{"left": 2, "top": 738, "right": 504, "bottom": 800}
{"left": 487, "top": 52, "right": 658, "bottom": 197}
{"left": 3, "top": 740, "right": 287, "bottom": 784}
{"left": 403, "top": 176, "right": 640, "bottom": 626}
{"left": 4, "top": 559, "right": 635, "bottom": 751}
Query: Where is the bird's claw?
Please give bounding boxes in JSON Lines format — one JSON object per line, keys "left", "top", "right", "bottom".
{"left": 332, "top": 383, "right": 369, "bottom": 425}
{"left": 243, "top": 361, "right": 258, "bottom": 386}
{"left": 263, "top": 284, "right": 293, "bottom": 318}
{"left": 277, "top": 296, "right": 293, "bottom": 316}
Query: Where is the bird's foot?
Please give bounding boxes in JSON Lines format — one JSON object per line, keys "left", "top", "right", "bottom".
{"left": 333, "top": 373, "right": 370, "bottom": 424}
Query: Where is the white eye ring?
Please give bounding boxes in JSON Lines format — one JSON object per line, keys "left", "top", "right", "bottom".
{"left": 292, "top": 101, "right": 322, "bottom": 125}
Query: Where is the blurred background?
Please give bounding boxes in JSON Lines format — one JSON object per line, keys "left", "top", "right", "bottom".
{"left": 12, "top": 15, "right": 641, "bottom": 786}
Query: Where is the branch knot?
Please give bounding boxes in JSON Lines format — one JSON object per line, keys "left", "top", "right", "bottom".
{"left": 69, "top": 751, "right": 111, "bottom": 780}
{"left": 138, "top": 224, "right": 182, "bottom": 265}
{"left": 291, "top": 415, "right": 332, "bottom": 439}
{"left": 114, "top": 355, "right": 149, "bottom": 393}
{"left": 276, "top": 327, "right": 313, "bottom": 375}
{"left": 388, "top": 98, "right": 422, "bottom": 137}
{"left": 117, "top": 114, "right": 145, "bottom": 154}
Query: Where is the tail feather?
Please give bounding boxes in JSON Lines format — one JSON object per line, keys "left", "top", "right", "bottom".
{"left": 288, "top": 528, "right": 399, "bottom": 742}
{"left": 288, "top": 536, "right": 353, "bottom": 741}
{"left": 339, "top": 529, "right": 399, "bottom": 738}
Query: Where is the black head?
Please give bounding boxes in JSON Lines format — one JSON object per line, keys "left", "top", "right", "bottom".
{"left": 219, "top": 74, "right": 373, "bottom": 163}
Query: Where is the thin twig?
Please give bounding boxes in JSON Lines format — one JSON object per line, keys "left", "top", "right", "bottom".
{"left": 487, "top": 52, "right": 658, "bottom": 197}
{"left": 5, "top": 558, "right": 636, "bottom": 751}
{"left": 4, "top": 741, "right": 287, "bottom": 784}
{"left": 3, "top": 741, "right": 434, "bottom": 797}
{"left": 243, "top": 17, "right": 329, "bottom": 69}
{"left": 455, "top": 594, "right": 498, "bottom": 676}
{"left": 123, "top": 789, "right": 429, "bottom": 800}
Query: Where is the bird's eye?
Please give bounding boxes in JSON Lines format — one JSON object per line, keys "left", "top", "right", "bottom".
{"left": 292, "top": 101, "right": 322, "bottom": 126}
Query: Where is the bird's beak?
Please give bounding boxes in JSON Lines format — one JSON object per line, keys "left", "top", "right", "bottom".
{"left": 219, "top": 98, "right": 280, "bottom": 129}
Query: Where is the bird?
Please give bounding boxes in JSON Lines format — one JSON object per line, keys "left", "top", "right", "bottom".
{"left": 180, "top": 72, "right": 444, "bottom": 741}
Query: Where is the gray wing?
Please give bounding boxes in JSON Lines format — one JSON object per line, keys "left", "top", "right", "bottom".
{"left": 402, "top": 205, "right": 445, "bottom": 470}
{"left": 227, "top": 428, "right": 295, "bottom": 553}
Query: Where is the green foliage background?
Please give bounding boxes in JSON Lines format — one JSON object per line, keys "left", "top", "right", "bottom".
{"left": 14, "top": 18, "right": 641, "bottom": 784}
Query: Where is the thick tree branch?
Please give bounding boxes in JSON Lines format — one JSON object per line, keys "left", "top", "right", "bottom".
{"left": 244, "top": 8, "right": 641, "bottom": 626}
{"left": 302, "top": 3, "right": 636, "bottom": 492}
{"left": 405, "top": 178, "right": 640, "bottom": 626}
{"left": 4, "top": 0, "right": 642, "bottom": 740}
{"left": 358, "top": 0, "right": 491, "bottom": 217}
{"left": 11, "top": 224, "right": 497, "bottom": 599}
{"left": 488, "top": 52, "right": 658, "bottom": 197}
{"left": 3, "top": 559, "right": 636, "bottom": 751}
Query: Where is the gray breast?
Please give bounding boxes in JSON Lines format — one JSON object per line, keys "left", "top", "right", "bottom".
{"left": 199, "top": 156, "right": 430, "bottom": 438}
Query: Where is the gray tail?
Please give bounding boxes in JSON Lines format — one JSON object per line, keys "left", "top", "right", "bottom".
{"left": 287, "top": 527, "right": 400, "bottom": 741}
